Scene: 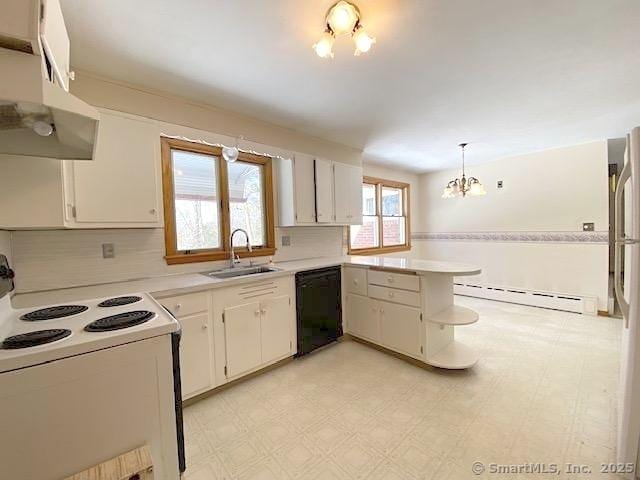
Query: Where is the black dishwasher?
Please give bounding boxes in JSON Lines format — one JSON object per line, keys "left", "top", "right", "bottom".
{"left": 295, "top": 266, "right": 342, "bottom": 356}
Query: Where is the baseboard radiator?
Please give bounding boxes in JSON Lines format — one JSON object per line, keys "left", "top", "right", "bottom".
{"left": 454, "top": 282, "right": 598, "bottom": 315}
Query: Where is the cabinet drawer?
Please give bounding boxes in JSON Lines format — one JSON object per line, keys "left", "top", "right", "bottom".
{"left": 368, "top": 285, "right": 421, "bottom": 308}
{"left": 344, "top": 267, "right": 367, "bottom": 296}
{"left": 368, "top": 269, "right": 420, "bottom": 292}
{"left": 218, "top": 276, "right": 292, "bottom": 305}
{"left": 158, "top": 292, "right": 209, "bottom": 318}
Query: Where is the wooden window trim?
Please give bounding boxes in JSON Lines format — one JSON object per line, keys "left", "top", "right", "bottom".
{"left": 161, "top": 137, "right": 276, "bottom": 265}
{"left": 348, "top": 176, "right": 411, "bottom": 255}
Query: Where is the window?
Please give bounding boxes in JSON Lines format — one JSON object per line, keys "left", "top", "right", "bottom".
{"left": 349, "top": 176, "right": 410, "bottom": 254}
{"left": 161, "top": 137, "right": 275, "bottom": 264}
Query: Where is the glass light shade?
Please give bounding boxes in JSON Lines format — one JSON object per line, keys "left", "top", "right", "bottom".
{"left": 442, "top": 186, "right": 454, "bottom": 198}
{"left": 313, "top": 31, "right": 335, "bottom": 58}
{"left": 222, "top": 145, "right": 239, "bottom": 163}
{"left": 469, "top": 181, "right": 486, "bottom": 196}
{"left": 353, "top": 27, "right": 375, "bottom": 55}
{"left": 450, "top": 183, "right": 460, "bottom": 196}
{"left": 327, "top": 1, "right": 359, "bottom": 35}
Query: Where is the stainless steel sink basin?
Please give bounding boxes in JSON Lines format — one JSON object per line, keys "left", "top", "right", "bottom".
{"left": 203, "top": 265, "right": 281, "bottom": 279}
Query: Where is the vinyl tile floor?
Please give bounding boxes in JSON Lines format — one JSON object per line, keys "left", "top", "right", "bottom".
{"left": 182, "top": 297, "right": 624, "bottom": 479}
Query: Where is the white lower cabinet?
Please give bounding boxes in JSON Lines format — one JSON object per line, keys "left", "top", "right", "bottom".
{"left": 160, "top": 278, "right": 296, "bottom": 398}
{"left": 260, "top": 295, "right": 293, "bottom": 363}
{"left": 214, "top": 277, "right": 296, "bottom": 382}
{"left": 223, "top": 302, "right": 263, "bottom": 378}
{"left": 223, "top": 295, "right": 293, "bottom": 379}
{"left": 346, "top": 269, "right": 425, "bottom": 361}
{"left": 179, "top": 312, "right": 214, "bottom": 397}
{"left": 346, "top": 293, "right": 380, "bottom": 343}
{"left": 158, "top": 292, "right": 214, "bottom": 400}
{"left": 379, "top": 301, "right": 423, "bottom": 359}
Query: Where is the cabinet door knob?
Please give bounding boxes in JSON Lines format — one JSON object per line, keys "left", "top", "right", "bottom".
{"left": 353, "top": 279, "right": 358, "bottom": 285}
{"left": 261, "top": 309, "right": 267, "bottom": 315}
{"left": 388, "top": 292, "right": 394, "bottom": 298}
{"left": 149, "top": 208, "right": 157, "bottom": 214}
{"left": 175, "top": 303, "right": 182, "bottom": 310}
{"left": 380, "top": 309, "right": 384, "bottom": 314}
{"left": 202, "top": 324, "right": 208, "bottom": 330}
{"left": 387, "top": 277, "right": 394, "bottom": 283}
{"left": 254, "top": 310, "right": 261, "bottom": 316}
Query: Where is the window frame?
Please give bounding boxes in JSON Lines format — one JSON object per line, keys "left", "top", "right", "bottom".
{"left": 161, "top": 137, "right": 276, "bottom": 265}
{"left": 348, "top": 176, "right": 411, "bottom": 255}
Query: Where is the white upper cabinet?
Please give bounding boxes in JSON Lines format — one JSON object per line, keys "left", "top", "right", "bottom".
{"left": 0, "top": 0, "right": 71, "bottom": 89}
{"left": 275, "top": 153, "right": 316, "bottom": 226}
{"left": 314, "top": 158, "right": 334, "bottom": 223}
{"left": 0, "top": 1, "right": 39, "bottom": 49}
{"left": 294, "top": 154, "right": 317, "bottom": 223}
{"left": 65, "top": 110, "right": 162, "bottom": 227}
{"left": 333, "top": 162, "right": 363, "bottom": 225}
{"left": 276, "top": 155, "right": 361, "bottom": 227}
{"left": 39, "top": 0, "right": 71, "bottom": 90}
{"left": 0, "top": 109, "right": 162, "bottom": 229}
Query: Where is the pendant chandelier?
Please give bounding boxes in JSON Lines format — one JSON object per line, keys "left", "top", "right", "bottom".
{"left": 442, "top": 143, "right": 486, "bottom": 198}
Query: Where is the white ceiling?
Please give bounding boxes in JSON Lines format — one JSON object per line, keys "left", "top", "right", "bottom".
{"left": 60, "top": 0, "right": 640, "bottom": 172}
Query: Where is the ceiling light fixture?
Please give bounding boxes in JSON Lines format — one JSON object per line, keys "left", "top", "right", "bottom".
{"left": 442, "top": 143, "right": 486, "bottom": 198}
{"left": 313, "top": 1, "right": 375, "bottom": 58}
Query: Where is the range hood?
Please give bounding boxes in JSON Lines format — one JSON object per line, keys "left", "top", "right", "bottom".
{"left": 0, "top": 0, "right": 99, "bottom": 160}
{"left": 0, "top": 49, "right": 99, "bottom": 160}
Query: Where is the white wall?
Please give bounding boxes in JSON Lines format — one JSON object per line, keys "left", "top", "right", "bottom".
{"left": 420, "top": 141, "right": 609, "bottom": 232}
{"left": 72, "top": 72, "right": 362, "bottom": 166}
{"left": 415, "top": 141, "right": 610, "bottom": 309}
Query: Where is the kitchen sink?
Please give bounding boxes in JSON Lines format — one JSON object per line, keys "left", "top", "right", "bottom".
{"left": 203, "top": 265, "right": 281, "bottom": 279}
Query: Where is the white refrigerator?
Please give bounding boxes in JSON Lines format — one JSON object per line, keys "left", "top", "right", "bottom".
{"left": 616, "top": 126, "right": 640, "bottom": 478}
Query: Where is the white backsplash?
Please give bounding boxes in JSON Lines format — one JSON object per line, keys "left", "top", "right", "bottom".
{"left": 10, "top": 227, "right": 346, "bottom": 293}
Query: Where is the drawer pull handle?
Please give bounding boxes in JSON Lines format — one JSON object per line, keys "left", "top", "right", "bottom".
{"left": 387, "top": 277, "right": 394, "bottom": 283}
{"left": 388, "top": 292, "right": 394, "bottom": 298}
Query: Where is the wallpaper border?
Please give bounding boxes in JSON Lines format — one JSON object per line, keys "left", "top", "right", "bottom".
{"left": 411, "top": 231, "right": 609, "bottom": 244}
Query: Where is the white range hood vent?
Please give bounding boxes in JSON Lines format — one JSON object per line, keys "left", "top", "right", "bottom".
{"left": 0, "top": 49, "right": 99, "bottom": 160}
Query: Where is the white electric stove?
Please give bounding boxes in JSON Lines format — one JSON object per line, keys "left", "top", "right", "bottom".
{"left": 0, "top": 291, "right": 179, "bottom": 373}
{"left": 0, "top": 255, "right": 184, "bottom": 479}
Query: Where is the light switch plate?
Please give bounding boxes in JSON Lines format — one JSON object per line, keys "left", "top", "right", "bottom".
{"left": 102, "top": 243, "right": 115, "bottom": 258}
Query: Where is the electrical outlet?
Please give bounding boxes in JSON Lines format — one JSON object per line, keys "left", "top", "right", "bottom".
{"left": 582, "top": 223, "right": 595, "bottom": 232}
{"left": 281, "top": 235, "right": 291, "bottom": 246}
{"left": 102, "top": 243, "right": 115, "bottom": 258}
{"left": 497, "top": 180, "right": 503, "bottom": 189}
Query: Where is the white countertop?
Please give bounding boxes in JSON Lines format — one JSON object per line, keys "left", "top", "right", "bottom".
{"left": 11, "top": 256, "right": 481, "bottom": 308}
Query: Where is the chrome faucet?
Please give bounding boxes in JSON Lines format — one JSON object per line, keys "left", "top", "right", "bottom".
{"left": 229, "top": 228, "right": 252, "bottom": 268}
